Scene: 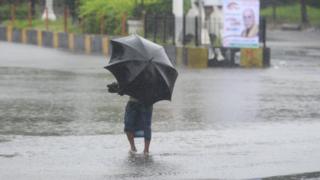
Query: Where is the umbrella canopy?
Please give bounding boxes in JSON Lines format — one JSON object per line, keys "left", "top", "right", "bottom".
{"left": 105, "top": 35, "right": 178, "bottom": 105}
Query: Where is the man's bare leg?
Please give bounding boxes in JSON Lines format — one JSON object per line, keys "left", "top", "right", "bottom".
{"left": 126, "top": 132, "right": 136, "bottom": 152}
{"left": 144, "top": 139, "right": 150, "bottom": 154}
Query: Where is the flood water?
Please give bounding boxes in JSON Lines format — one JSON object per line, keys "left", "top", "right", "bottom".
{"left": 1, "top": 36, "right": 320, "bottom": 179}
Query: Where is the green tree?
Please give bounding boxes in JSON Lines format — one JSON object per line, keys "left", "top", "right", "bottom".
{"left": 143, "top": 0, "right": 171, "bottom": 15}
{"left": 79, "top": 0, "right": 135, "bottom": 34}
{"left": 132, "top": 0, "right": 172, "bottom": 17}
{"left": 79, "top": 0, "right": 134, "bottom": 17}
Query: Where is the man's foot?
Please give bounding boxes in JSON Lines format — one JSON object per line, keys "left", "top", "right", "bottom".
{"left": 143, "top": 151, "right": 149, "bottom": 156}
{"left": 129, "top": 149, "right": 137, "bottom": 155}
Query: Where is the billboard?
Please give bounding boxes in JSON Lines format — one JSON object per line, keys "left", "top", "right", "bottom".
{"left": 222, "top": 0, "right": 260, "bottom": 48}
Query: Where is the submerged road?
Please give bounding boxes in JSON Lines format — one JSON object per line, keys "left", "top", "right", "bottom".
{"left": 1, "top": 30, "right": 320, "bottom": 179}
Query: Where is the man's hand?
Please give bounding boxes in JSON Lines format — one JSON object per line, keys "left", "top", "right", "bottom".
{"left": 107, "top": 82, "right": 120, "bottom": 93}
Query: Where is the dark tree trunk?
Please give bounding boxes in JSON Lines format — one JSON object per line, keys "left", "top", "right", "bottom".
{"left": 31, "top": 0, "right": 36, "bottom": 16}
{"left": 272, "top": 0, "right": 276, "bottom": 23}
{"left": 66, "top": 0, "right": 77, "bottom": 23}
{"left": 300, "top": 0, "right": 309, "bottom": 25}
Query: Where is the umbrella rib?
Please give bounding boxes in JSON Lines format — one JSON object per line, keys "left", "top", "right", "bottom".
{"left": 150, "top": 47, "right": 174, "bottom": 67}
{"left": 136, "top": 37, "right": 153, "bottom": 59}
{"left": 111, "top": 40, "right": 149, "bottom": 60}
{"left": 126, "top": 62, "right": 149, "bottom": 84}
{"left": 107, "top": 58, "right": 145, "bottom": 66}
{"left": 136, "top": 37, "right": 147, "bottom": 55}
{"left": 106, "top": 60, "right": 149, "bottom": 84}
{"left": 153, "top": 62, "right": 175, "bottom": 94}
{"left": 135, "top": 36, "right": 164, "bottom": 61}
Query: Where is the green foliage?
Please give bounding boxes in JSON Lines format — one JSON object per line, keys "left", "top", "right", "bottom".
{"left": 0, "top": 2, "right": 42, "bottom": 22}
{"left": 79, "top": 0, "right": 134, "bottom": 34}
{"left": 0, "top": 4, "right": 11, "bottom": 19}
{"left": 143, "top": 0, "right": 172, "bottom": 15}
{"left": 184, "top": 0, "right": 192, "bottom": 14}
{"left": 131, "top": 0, "right": 172, "bottom": 18}
{"left": 132, "top": 5, "right": 144, "bottom": 18}
{"left": 0, "top": 3, "right": 28, "bottom": 19}
{"left": 78, "top": 0, "right": 172, "bottom": 34}
{"left": 79, "top": 0, "right": 134, "bottom": 17}
{"left": 261, "top": 3, "right": 320, "bottom": 25}
{"left": 308, "top": 0, "right": 320, "bottom": 8}
{"left": 15, "top": 4, "right": 28, "bottom": 19}
{"left": 261, "top": 0, "right": 320, "bottom": 8}
{"left": 0, "top": 0, "right": 174, "bottom": 35}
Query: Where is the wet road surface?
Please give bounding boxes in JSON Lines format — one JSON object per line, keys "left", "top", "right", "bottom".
{"left": 1, "top": 30, "right": 320, "bottom": 179}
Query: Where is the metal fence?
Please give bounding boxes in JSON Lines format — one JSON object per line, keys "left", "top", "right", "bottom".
{"left": 144, "top": 13, "right": 175, "bottom": 45}
{"left": 144, "top": 14, "right": 267, "bottom": 47}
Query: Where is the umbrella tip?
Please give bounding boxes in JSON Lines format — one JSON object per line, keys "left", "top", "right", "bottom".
{"left": 131, "top": 33, "right": 142, "bottom": 38}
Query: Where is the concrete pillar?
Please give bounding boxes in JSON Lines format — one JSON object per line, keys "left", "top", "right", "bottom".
{"left": 68, "top": 33, "right": 74, "bottom": 51}
{"left": 240, "top": 48, "right": 263, "bottom": 68}
{"left": 27, "top": 29, "right": 38, "bottom": 45}
{"left": 37, "top": 30, "right": 42, "bottom": 47}
{"left": 91, "top": 35, "right": 103, "bottom": 54}
{"left": 53, "top": 32, "right": 59, "bottom": 48}
{"left": 42, "top": 31, "right": 53, "bottom": 47}
{"left": 12, "top": 28, "right": 21, "bottom": 43}
{"left": 84, "top": 35, "right": 92, "bottom": 54}
{"left": 21, "top": 29, "right": 28, "bottom": 43}
{"left": 187, "top": 47, "right": 208, "bottom": 68}
{"left": 42, "top": 0, "right": 56, "bottom": 21}
{"left": 175, "top": 47, "right": 184, "bottom": 66}
{"left": 102, "top": 36, "right": 109, "bottom": 56}
{"left": 74, "top": 34, "right": 85, "bottom": 52}
{"left": 58, "top": 32, "right": 68, "bottom": 49}
{"left": 263, "top": 47, "right": 271, "bottom": 67}
{"left": 172, "top": 0, "right": 183, "bottom": 46}
{"left": 6, "top": 25, "right": 13, "bottom": 42}
{"left": 0, "top": 27, "right": 6, "bottom": 41}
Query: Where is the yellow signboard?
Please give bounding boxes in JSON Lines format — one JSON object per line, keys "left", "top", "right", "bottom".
{"left": 240, "top": 48, "right": 263, "bottom": 68}
{"left": 188, "top": 47, "right": 208, "bottom": 68}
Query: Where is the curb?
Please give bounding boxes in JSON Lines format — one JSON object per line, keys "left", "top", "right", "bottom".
{"left": 0, "top": 26, "right": 270, "bottom": 68}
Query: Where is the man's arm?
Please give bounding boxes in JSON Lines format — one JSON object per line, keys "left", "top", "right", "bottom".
{"left": 107, "top": 82, "right": 124, "bottom": 96}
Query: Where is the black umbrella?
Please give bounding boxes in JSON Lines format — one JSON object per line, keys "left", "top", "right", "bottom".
{"left": 105, "top": 35, "right": 178, "bottom": 105}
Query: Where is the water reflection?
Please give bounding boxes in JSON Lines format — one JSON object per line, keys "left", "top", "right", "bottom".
{"left": 106, "top": 153, "right": 180, "bottom": 179}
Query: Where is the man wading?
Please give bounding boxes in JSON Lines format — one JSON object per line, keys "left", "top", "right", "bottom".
{"left": 107, "top": 82, "right": 153, "bottom": 155}
{"left": 104, "top": 35, "right": 178, "bottom": 156}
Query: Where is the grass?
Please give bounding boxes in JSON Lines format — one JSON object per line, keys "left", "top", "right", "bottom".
{"left": 261, "top": 3, "right": 320, "bottom": 26}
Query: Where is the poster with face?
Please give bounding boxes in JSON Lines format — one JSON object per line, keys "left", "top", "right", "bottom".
{"left": 222, "top": 0, "right": 260, "bottom": 48}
